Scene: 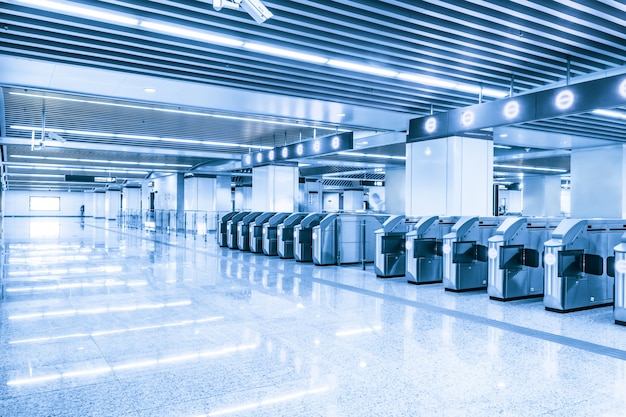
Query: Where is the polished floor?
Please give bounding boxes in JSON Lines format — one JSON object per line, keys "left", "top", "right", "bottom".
{"left": 1, "top": 217, "right": 626, "bottom": 417}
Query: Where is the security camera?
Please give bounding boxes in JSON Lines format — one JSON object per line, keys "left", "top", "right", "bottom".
{"left": 47, "top": 132, "right": 66, "bottom": 142}
{"left": 213, "top": 0, "right": 224, "bottom": 11}
{"left": 240, "top": 0, "right": 273, "bottom": 24}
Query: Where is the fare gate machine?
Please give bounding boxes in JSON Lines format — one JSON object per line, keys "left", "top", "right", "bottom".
{"left": 294, "top": 213, "right": 324, "bottom": 262}
{"left": 278, "top": 213, "right": 309, "bottom": 259}
{"left": 217, "top": 211, "right": 238, "bottom": 247}
{"left": 442, "top": 216, "right": 504, "bottom": 292}
{"left": 262, "top": 212, "right": 291, "bottom": 256}
{"left": 405, "top": 216, "right": 459, "bottom": 285}
{"left": 249, "top": 212, "right": 276, "bottom": 253}
{"left": 613, "top": 233, "right": 626, "bottom": 325}
{"left": 374, "top": 215, "right": 413, "bottom": 277}
{"left": 313, "top": 214, "right": 390, "bottom": 266}
{"left": 227, "top": 212, "right": 249, "bottom": 249}
{"left": 487, "top": 217, "right": 559, "bottom": 301}
{"left": 543, "top": 219, "right": 625, "bottom": 313}
{"left": 237, "top": 212, "right": 263, "bottom": 251}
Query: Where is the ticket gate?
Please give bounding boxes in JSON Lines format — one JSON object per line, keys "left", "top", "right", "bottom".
{"left": 217, "top": 211, "right": 238, "bottom": 247}
{"left": 262, "top": 212, "right": 291, "bottom": 256}
{"left": 405, "top": 216, "right": 460, "bottom": 284}
{"left": 278, "top": 213, "right": 309, "bottom": 259}
{"left": 294, "top": 213, "right": 324, "bottom": 262}
{"left": 236, "top": 212, "right": 263, "bottom": 251}
{"left": 613, "top": 233, "right": 626, "bottom": 325}
{"left": 543, "top": 219, "right": 625, "bottom": 313}
{"left": 313, "top": 213, "right": 390, "bottom": 266}
{"left": 374, "top": 215, "right": 413, "bottom": 277}
{"left": 442, "top": 216, "right": 504, "bottom": 292}
{"left": 249, "top": 212, "right": 276, "bottom": 253}
{"left": 487, "top": 217, "right": 559, "bottom": 301}
{"left": 226, "top": 212, "right": 249, "bottom": 249}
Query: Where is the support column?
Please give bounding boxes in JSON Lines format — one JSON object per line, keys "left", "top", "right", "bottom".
{"left": 522, "top": 176, "right": 561, "bottom": 217}
{"left": 93, "top": 191, "right": 106, "bottom": 218}
{"left": 105, "top": 189, "right": 121, "bottom": 220}
{"left": 215, "top": 176, "right": 232, "bottom": 213}
{"left": 570, "top": 144, "right": 626, "bottom": 218}
{"left": 176, "top": 173, "right": 185, "bottom": 232}
{"left": 252, "top": 165, "right": 298, "bottom": 212}
{"left": 405, "top": 136, "right": 493, "bottom": 217}
{"left": 122, "top": 187, "right": 141, "bottom": 211}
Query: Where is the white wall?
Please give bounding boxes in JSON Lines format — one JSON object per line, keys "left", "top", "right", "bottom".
{"left": 145, "top": 174, "right": 178, "bottom": 211}
{"left": 384, "top": 167, "right": 405, "bottom": 215}
{"left": 3, "top": 190, "right": 88, "bottom": 216}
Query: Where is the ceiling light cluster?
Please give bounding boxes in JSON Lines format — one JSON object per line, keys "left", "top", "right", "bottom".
{"left": 12, "top": 0, "right": 507, "bottom": 98}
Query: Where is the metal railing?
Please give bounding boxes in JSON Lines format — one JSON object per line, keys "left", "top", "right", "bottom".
{"left": 118, "top": 209, "right": 231, "bottom": 239}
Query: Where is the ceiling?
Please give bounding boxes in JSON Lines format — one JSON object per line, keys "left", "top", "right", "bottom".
{"left": 1, "top": 0, "right": 626, "bottom": 191}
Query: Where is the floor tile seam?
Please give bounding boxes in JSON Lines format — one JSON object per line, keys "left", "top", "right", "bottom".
{"left": 88, "top": 225, "right": 626, "bottom": 362}
{"left": 306, "top": 277, "right": 626, "bottom": 362}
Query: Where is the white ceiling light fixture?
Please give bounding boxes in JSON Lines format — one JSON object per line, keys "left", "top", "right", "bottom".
{"left": 243, "top": 42, "right": 328, "bottom": 64}
{"left": 139, "top": 21, "right": 243, "bottom": 47}
{"left": 328, "top": 59, "right": 398, "bottom": 78}
{"left": 15, "top": 0, "right": 139, "bottom": 25}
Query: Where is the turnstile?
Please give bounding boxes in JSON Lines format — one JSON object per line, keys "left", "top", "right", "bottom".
{"left": 487, "top": 217, "right": 559, "bottom": 301}
{"left": 226, "top": 212, "right": 249, "bottom": 249}
{"left": 313, "top": 213, "right": 390, "bottom": 266}
{"left": 374, "top": 215, "right": 413, "bottom": 277}
{"left": 278, "top": 213, "right": 309, "bottom": 259}
{"left": 613, "top": 233, "right": 626, "bottom": 325}
{"left": 237, "top": 212, "right": 263, "bottom": 251}
{"left": 262, "top": 212, "right": 291, "bottom": 256}
{"left": 442, "top": 216, "right": 504, "bottom": 292}
{"left": 294, "top": 213, "right": 324, "bottom": 262}
{"left": 249, "top": 212, "right": 276, "bottom": 253}
{"left": 405, "top": 216, "right": 459, "bottom": 284}
{"left": 543, "top": 219, "right": 625, "bottom": 313}
{"left": 217, "top": 211, "right": 238, "bottom": 247}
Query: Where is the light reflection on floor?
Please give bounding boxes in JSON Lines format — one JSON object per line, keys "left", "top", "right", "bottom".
{"left": 1, "top": 217, "right": 626, "bottom": 417}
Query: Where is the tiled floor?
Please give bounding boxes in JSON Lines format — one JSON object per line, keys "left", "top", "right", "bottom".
{"left": 1, "top": 217, "right": 626, "bottom": 417}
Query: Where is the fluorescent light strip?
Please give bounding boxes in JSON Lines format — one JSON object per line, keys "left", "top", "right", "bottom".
{"left": 10, "top": 316, "right": 223, "bottom": 344}
{"left": 11, "top": 154, "right": 192, "bottom": 168}
{"left": 493, "top": 144, "right": 513, "bottom": 149}
{"left": 8, "top": 300, "right": 191, "bottom": 320}
{"left": 493, "top": 164, "right": 567, "bottom": 173}
{"left": 204, "top": 386, "right": 330, "bottom": 417}
{"left": 16, "top": 0, "right": 139, "bottom": 25}
{"left": 139, "top": 21, "right": 243, "bottom": 47}
{"left": 337, "top": 151, "right": 406, "bottom": 160}
{"left": 327, "top": 59, "right": 398, "bottom": 78}
{"left": 244, "top": 42, "right": 328, "bottom": 64}
{"left": 592, "top": 109, "right": 626, "bottom": 119}
{"left": 7, "top": 343, "right": 256, "bottom": 386}
{"left": 10, "top": 125, "right": 272, "bottom": 150}
{"left": 6, "top": 164, "right": 149, "bottom": 175}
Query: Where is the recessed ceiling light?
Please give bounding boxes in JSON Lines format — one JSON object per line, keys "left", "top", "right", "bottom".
{"left": 144, "top": 88, "right": 156, "bottom": 93}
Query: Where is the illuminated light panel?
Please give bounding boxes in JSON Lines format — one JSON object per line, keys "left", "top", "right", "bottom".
{"left": 243, "top": 42, "right": 328, "bottom": 64}
{"left": 620, "top": 79, "right": 626, "bottom": 98}
{"left": 592, "top": 109, "right": 626, "bottom": 120}
{"left": 8, "top": 300, "right": 191, "bottom": 320}
{"left": 493, "top": 164, "right": 567, "bottom": 173}
{"left": 7, "top": 343, "right": 256, "bottom": 386}
{"left": 461, "top": 110, "right": 475, "bottom": 126}
{"left": 555, "top": 90, "right": 574, "bottom": 110}
{"left": 281, "top": 147, "right": 288, "bottom": 158}
{"left": 296, "top": 144, "right": 304, "bottom": 156}
{"left": 313, "top": 141, "right": 321, "bottom": 152}
{"left": 268, "top": 150, "right": 275, "bottom": 161}
{"left": 503, "top": 101, "right": 520, "bottom": 119}
{"left": 256, "top": 153, "right": 263, "bottom": 163}
{"left": 424, "top": 117, "right": 437, "bottom": 133}
{"left": 337, "top": 151, "right": 406, "bottom": 160}
{"left": 205, "top": 386, "right": 330, "bottom": 417}
{"left": 327, "top": 59, "right": 398, "bottom": 77}
{"left": 140, "top": 21, "right": 243, "bottom": 47}
{"left": 16, "top": 0, "right": 139, "bottom": 25}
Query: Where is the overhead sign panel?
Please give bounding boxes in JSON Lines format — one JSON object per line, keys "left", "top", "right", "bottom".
{"left": 241, "top": 132, "right": 353, "bottom": 167}
{"left": 65, "top": 175, "right": 116, "bottom": 183}
{"left": 407, "top": 73, "right": 626, "bottom": 143}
